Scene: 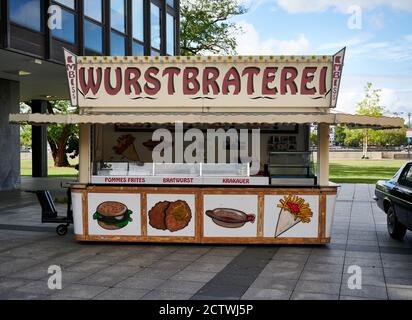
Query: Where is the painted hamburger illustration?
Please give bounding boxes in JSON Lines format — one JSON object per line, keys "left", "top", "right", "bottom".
{"left": 148, "top": 200, "right": 192, "bottom": 232}
{"left": 275, "top": 195, "right": 313, "bottom": 237}
{"left": 93, "top": 201, "right": 133, "bottom": 230}
{"left": 206, "top": 208, "right": 255, "bottom": 228}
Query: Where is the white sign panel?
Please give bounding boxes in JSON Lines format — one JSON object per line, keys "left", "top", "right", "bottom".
{"left": 64, "top": 49, "right": 78, "bottom": 106}
{"left": 263, "top": 195, "right": 319, "bottom": 238}
{"left": 146, "top": 194, "right": 196, "bottom": 237}
{"left": 203, "top": 195, "right": 258, "bottom": 237}
{"left": 64, "top": 50, "right": 345, "bottom": 111}
{"left": 91, "top": 175, "right": 269, "bottom": 185}
{"left": 87, "top": 192, "right": 141, "bottom": 236}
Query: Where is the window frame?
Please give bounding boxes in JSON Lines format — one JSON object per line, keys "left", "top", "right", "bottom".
{"left": 83, "top": 0, "right": 105, "bottom": 55}
{"left": 149, "top": 0, "right": 162, "bottom": 54}
{"left": 9, "top": 0, "right": 44, "bottom": 33}
{"left": 51, "top": 0, "right": 78, "bottom": 44}
{"left": 399, "top": 164, "right": 412, "bottom": 189}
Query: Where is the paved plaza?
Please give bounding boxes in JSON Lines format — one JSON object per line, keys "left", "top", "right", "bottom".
{"left": 0, "top": 178, "right": 411, "bottom": 300}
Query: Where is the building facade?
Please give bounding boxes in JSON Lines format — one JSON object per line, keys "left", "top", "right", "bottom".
{"left": 0, "top": 0, "right": 180, "bottom": 189}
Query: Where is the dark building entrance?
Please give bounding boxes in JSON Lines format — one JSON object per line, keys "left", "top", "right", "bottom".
{"left": 0, "top": 0, "right": 180, "bottom": 190}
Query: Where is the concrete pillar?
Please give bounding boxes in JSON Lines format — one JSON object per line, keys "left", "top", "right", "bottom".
{"left": 0, "top": 79, "right": 20, "bottom": 190}
{"left": 79, "top": 124, "right": 91, "bottom": 184}
{"left": 31, "top": 100, "right": 48, "bottom": 177}
{"left": 317, "top": 123, "right": 330, "bottom": 186}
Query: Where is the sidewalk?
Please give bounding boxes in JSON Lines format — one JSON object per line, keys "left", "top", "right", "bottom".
{"left": 0, "top": 180, "right": 411, "bottom": 300}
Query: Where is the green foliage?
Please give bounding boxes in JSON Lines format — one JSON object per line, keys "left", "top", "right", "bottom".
{"left": 180, "top": 0, "right": 247, "bottom": 56}
{"left": 20, "top": 125, "right": 32, "bottom": 147}
{"left": 343, "top": 129, "right": 364, "bottom": 147}
{"left": 310, "top": 131, "right": 317, "bottom": 146}
{"left": 356, "top": 82, "right": 385, "bottom": 116}
{"left": 334, "top": 125, "right": 346, "bottom": 145}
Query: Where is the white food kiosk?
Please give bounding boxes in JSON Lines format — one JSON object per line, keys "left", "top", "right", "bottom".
{"left": 10, "top": 48, "right": 403, "bottom": 244}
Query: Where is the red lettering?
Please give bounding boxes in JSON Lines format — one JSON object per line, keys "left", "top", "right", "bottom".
{"left": 124, "top": 67, "right": 141, "bottom": 95}
{"left": 104, "top": 67, "right": 122, "bottom": 95}
{"left": 79, "top": 67, "right": 102, "bottom": 96}
{"left": 300, "top": 67, "right": 317, "bottom": 95}
{"left": 144, "top": 67, "right": 161, "bottom": 95}
{"left": 183, "top": 67, "right": 200, "bottom": 95}
{"left": 241, "top": 67, "right": 260, "bottom": 95}
{"left": 222, "top": 67, "right": 241, "bottom": 95}
{"left": 319, "top": 66, "right": 328, "bottom": 95}
{"left": 280, "top": 67, "right": 298, "bottom": 95}
{"left": 162, "top": 67, "right": 181, "bottom": 95}
{"left": 262, "top": 67, "right": 278, "bottom": 95}
{"left": 202, "top": 67, "right": 220, "bottom": 95}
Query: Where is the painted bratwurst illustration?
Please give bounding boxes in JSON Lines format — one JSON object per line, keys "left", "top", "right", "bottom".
{"left": 149, "top": 200, "right": 192, "bottom": 232}
{"left": 206, "top": 208, "right": 256, "bottom": 228}
{"left": 93, "top": 201, "right": 133, "bottom": 230}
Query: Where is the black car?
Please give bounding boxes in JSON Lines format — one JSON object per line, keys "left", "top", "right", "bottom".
{"left": 375, "top": 161, "right": 412, "bottom": 240}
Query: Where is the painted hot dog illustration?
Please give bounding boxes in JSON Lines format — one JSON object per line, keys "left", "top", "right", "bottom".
{"left": 205, "top": 208, "right": 256, "bottom": 228}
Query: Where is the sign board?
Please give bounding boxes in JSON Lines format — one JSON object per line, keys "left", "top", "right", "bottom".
{"left": 64, "top": 48, "right": 345, "bottom": 111}
{"left": 406, "top": 129, "right": 412, "bottom": 138}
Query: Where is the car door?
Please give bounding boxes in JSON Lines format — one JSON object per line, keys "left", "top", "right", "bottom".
{"left": 395, "top": 164, "right": 412, "bottom": 229}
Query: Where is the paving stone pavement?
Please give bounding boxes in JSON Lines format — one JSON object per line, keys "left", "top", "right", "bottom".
{"left": 1, "top": 179, "right": 412, "bottom": 300}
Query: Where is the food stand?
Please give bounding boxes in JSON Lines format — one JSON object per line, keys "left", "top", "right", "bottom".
{"left": 9, "top": 48, "right": 404, "bottom": 244}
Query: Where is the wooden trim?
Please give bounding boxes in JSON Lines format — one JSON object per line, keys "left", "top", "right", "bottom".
{"left": 82, "top": 191, "right": 88, "bottom": 236}
{"left": 201, "top": 237, "right": 330, "bottom": 245}
{"left": 76, "top": 235, "right": 197, "bottom": 243}
{"left": 74, "top": 234, "right": 331, "bottom": 245}
{"left": 72, "top": 185, "right": 337, "bottom": 245}
{"left": 196, "top": 190, "right": 203, "bottom": 241}
{"left": 318, "top": 194, "right": 327, "bottom": 239}
{"left": 141, "top": 192, "right": 147, "bottom": 236}
{"left": 257, "top": 194, "right": 264, "bottom": 237}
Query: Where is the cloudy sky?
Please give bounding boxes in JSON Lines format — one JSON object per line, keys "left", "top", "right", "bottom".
{"left": 232, "top": 0, "right": 412, "bottom": 122}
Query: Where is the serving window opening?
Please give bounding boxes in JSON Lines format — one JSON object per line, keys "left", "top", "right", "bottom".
{"left": 89, "top": 123, "right": 317, "bottom": 186}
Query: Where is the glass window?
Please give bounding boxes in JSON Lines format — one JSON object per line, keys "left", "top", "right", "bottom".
{"left": 111, "top": 32, "right": 126, "bottom": 56}
{"left": 54, "top": 0, "right": 75, "bottom": 9}
{"left": 400, "top": 165, "right": 412, "bottom": 188}
{"left": 52, "top": 9, "right": 76, "bottom": 43}
{"left": 111, "top": 0, "right": 126, "bottom": 33}
{"left": 150, "top": 3, "right": 161, "bottom": 50}
{"left": 10, "top": 0, "right": 42, "bottom": 31}
{"left": 151, "top": 49, "right": 160, "bottom": 56}
{"left": 167, "top": 0, "right": 175, "bottom": 8}
{"left": 133, "top": 41, "right": 144, "bottom": 56}
{"left": 166, "top": 13, "right": 175, "bottom": 55}
{"left": 84, "top": 20, "right": 103, "bottom": 53}
{"left": 84, "top": 0, "right": 102, "bottom": 22}
{"left": 132, "top": 0, "right": 144, "bottom": 42}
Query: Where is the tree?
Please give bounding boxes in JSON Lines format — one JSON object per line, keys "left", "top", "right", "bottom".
{"left": 19, "top": 103, "right": 32, "bottom": 148}
{"left": 46, "top": 100, "right": 79, "bottom": 167}
{"left": 356, "top": 82, "right": 384, "bottom": 158}
{"left": 180, "top": 0, "right": 247, "bottom": 56}
{"left": 343, "top": 129, "right": 363, "bottom": 147}
{"left": 310, "top": 131, "right": 317, "bottom": 146}
{"left": 334, "top": 125, "right": 346, "bottom": 145}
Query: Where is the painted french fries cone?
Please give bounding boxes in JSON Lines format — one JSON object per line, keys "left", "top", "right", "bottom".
{"left": 275, "top": 208, "right": 301, "bottom": 237}
{"left": 113, "top": 134, "right": 142, "bottom": 163}
{"left": 275, "top": 195, "right": 313, "bottom": 238}
{"left": 122, "top": 143, "right": 141, "bottom": 162}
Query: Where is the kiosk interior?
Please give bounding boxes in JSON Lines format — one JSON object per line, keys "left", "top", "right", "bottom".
{"left": 9, "top": 49, "right": 404, "bottom": 244}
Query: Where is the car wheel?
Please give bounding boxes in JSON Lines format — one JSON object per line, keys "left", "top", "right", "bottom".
{"left": 387, "top": 206, "right": 407, "bottom": 240}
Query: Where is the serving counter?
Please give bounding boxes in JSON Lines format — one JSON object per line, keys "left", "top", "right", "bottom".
{"left": 71, "top": 184, "right": 337, "bottom": 244}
